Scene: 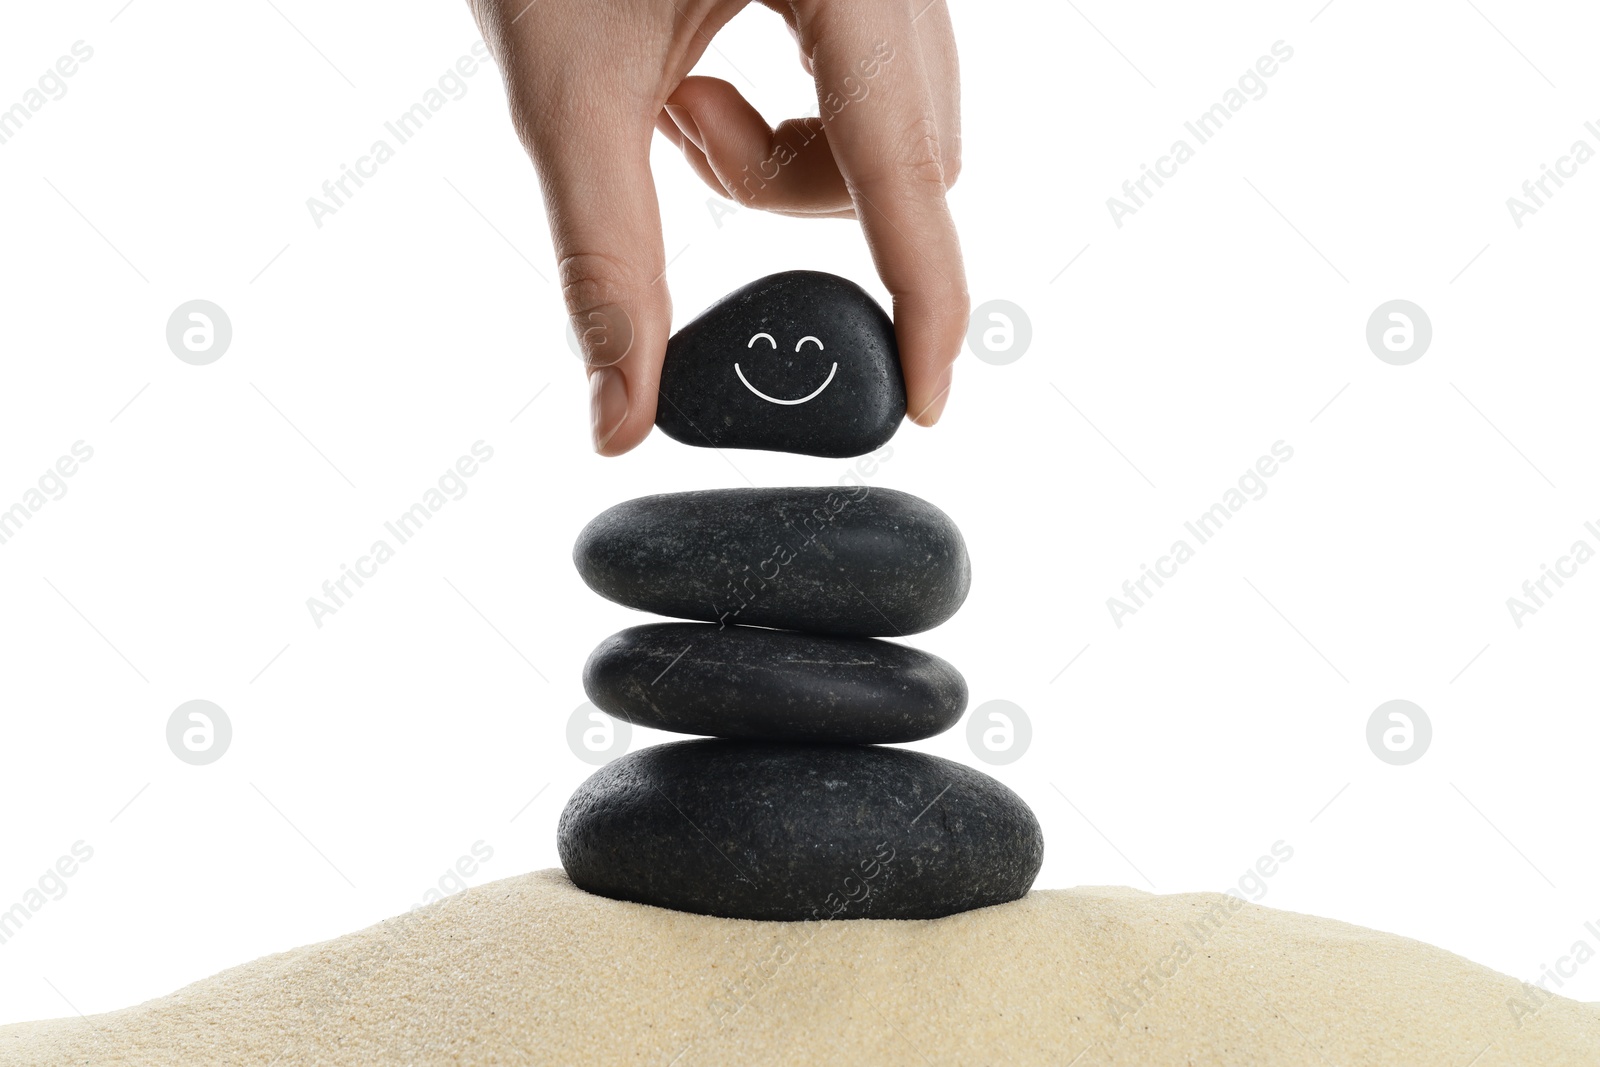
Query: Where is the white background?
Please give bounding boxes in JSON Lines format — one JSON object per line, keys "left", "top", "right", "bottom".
{"left": 3, "top": 0, "right": 1599, "bottom": 1027}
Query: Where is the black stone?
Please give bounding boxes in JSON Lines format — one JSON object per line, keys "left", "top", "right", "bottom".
{"left": 558, "top": 739, "right": 1043, "bottom": 920}
{"left": 573, "top": 486, "right": 970, "bottom": 637}
{"left": 584, "top": 622, "right": 967, "bottom": 743}
{"left": 656, "top": 271, "right": 905, "bottom": 458}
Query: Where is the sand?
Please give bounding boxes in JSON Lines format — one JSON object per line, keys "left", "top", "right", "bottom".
{"left": 2, "top": 870, "right": 1596, "bottom": 1066}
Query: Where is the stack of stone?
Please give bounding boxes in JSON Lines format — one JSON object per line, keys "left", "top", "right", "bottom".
{"left": 556, "top": 272, "right": 1043, "bottom": 921}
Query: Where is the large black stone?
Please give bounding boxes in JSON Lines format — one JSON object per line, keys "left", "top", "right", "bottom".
{"left": 584, "top": 623, "right": 967, "bottom": 743}
{"left": 573, "top": 486, "right": 970, "bottom": 637}
{"left": 558, "top": 740, "right": 1043, "bottom": 920}
{"left": 656, "top": 271, "right": 905, "bottom": 458}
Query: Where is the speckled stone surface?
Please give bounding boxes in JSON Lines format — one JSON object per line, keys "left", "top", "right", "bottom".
{"left": 557, "top": 739, "right": 1043, "bottom": 920}
{"left": 583, "top": 622, "right": 967, "bottom": 743}
{"left": 656, "top": 271, "right": 905, "bottom": 458}
{"left": 572, "top": 486, "right": 970, "bottom": 637}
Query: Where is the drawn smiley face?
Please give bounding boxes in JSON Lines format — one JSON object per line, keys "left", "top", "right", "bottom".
{"left": 734, "top": 332, "right": 838, "bottom": 406}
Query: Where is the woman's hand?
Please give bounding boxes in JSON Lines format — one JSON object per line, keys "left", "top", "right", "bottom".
{"left": 469, "top": 0, "right": 967, "bottom": 453}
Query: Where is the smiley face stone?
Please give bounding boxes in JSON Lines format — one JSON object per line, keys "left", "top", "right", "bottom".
{"left": 656, "top": 271, "right": 906, "bottom": 458}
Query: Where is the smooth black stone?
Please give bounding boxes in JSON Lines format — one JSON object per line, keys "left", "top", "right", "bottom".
{"left": 584, "top": 623, "right": 967, "bottom": 743}
{"left": 656, "top": 271, "right": 905, "bottom": 458}
{"left": 558, "top": 739, "right": 1043, "bottom": 920}
{"left": 573, "top": 486, "right": 970, "bottom": 637}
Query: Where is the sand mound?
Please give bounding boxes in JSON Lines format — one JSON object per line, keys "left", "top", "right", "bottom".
{"left": 3, "top": 869, "right": 1595, "bottom": 1065}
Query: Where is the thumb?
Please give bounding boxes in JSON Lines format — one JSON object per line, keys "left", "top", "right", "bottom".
{"left": 527, "top": 121, "right": 672, "bottom": 456}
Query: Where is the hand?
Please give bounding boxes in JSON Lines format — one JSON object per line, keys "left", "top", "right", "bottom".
{"left": 469, "top": 0, "right": 968, "bottom": 454}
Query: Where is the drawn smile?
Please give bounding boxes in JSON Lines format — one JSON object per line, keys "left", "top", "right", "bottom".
{"left": 735, "top": 332, "right": 838, "bottom": 406}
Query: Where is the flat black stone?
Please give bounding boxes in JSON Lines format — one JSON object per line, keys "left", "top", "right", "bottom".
{"left": 573, "top": 486, "right": 970, "bottom": 637}
{"left": 656, "top": 271, "right": 905, "bottom": 458}
{"left": 584, "top": 623, "right": 967, "bottom": 743}
{"left": 558, "top": 739, "right": 1043, "bottom": 920}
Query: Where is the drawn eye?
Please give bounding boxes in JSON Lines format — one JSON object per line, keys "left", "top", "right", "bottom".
{"left": 795, "top": 336, "right": 824, "bottom": 352}
{"left": 747, "top": 332, "right": 777, "bottom": 349}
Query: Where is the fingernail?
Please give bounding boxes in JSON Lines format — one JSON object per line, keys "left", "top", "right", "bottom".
{"left": 663, "top": 104, "right": 705, "bottom": 153}
{"left": 913, "top": 365, "right": 954, "bottom": 426}
{"left": 590, "top": 366, "right": 629, "bottom": 453}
